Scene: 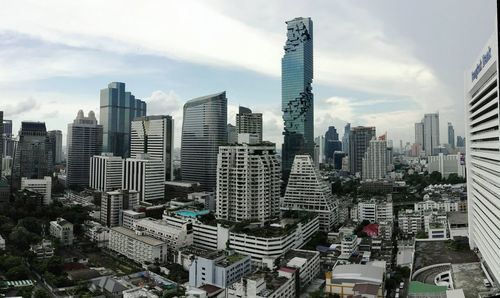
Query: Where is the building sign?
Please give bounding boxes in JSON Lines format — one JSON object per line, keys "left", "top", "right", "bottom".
{"left": 471, "top": 46, "right": 492, "bottom": 82}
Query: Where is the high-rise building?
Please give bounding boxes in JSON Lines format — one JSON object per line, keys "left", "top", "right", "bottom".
{"left": 47, "top": 130, "right": 63, "bottom": 164}
{"left": 456, "top": 136, "right": 465, "bottom": 148}
{"left": 362, "top": 137, "right": 387, "bottom": 181}
{"left": 101, "top": 189, "right": 139, "bottom": 227}
{"left": 227, "top": 124, "right": 237, "bottom": 144}
{"left": 447, "top": 122, "right": 455, "bottom": 149}
{"left": 100, "top": 82, "right": 146, "bottom": 158}
{"left": 423, "top": 113, "right": 440, "bottom": 156}
{"left": 281, "top": 17, "right": 314, "bottom": 182}
{"left": 348, "top": 126, "right": 376, "bottom": 176}
{"left": 314, "top": 136, "right": 325, "bottom": 165}
{"left": 324, "top": 126, "right": 342, "bottom": 164}
{"left": 122, "top": 153, "right": 165, "bottom": 201}
{"left": 282, "top": 155, "right": 337, "bottom": 232}
{"left": 13, "top": 122, "right": 52, "bottom": 188}
{"left": 216, "top": 139, "right": 280, "bottom": 222}
{"left": 465, "top": 30, "right": 500, "bottom": 281}
{"left": 236, "top": 106, "right": 263, "bottom": 143}
{"left": 181, "top": 92, "right": 227, "bottom": 191}
{"left": 131, "top": 115, "right": 174, "bottom": 181}
{"left": 342, "top": 123, "right": 351, "bottom": 154}
{"left": 2, "top": 119, "right": 15, "bottom": 158}
{"left": 89, "top": 153, "right": 123, "bottom": 192}
{"left": 414, "top": 122, "right": 424, "bottom": 149}
{"left": 66, "top": 110, "right": 103, "bottom": 188}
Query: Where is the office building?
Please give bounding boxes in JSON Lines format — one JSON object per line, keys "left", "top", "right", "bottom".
{"left": 236, "top": 106, "right": 263, "bottom": 143}
{"left": 325, "top": 126, "right": 342, "bottom": 164}
{"left": 2, "top": 118, "right": 15, "bottom": 159}
{"left": 181, "top": 92, "right": 227, "bottom": 191}
{"left": 130, "top": 115, "right": 174, "bottom": 181}
{"left": 342, "top": 123, "right": 351, "bottom": 154}
{"left": 216, "top": 140, "right": 280, "bottom": 222}
{"left": 100, "top": 82, "right": 146, "bottom": 158}
{"left": 121, "top": 209, "right": 145, "bottom": 229}
{"left": 362, "top": 138, "right": 387, "bottom": 180}
{"left": 423, "top": 113, "right": 440, "bottom": 156}
{"left": 282, "top": 155, "right": 337, "bottom": 231}
{"left": 357, "top": 196, "right": 393, "bottom": 224}
{"left": 66, "top": 110, "right": 103, "bottom": 188}
{"left": 13, "top": 122, "right": 52, "bottom": 188}
{"left": 448, "top": 122, "right": 455, "bottom": 149}
{"left": 122, "top": 154, "right": 164, "bottom": 201}
{"left": 227, "top": 270, "right": 296, "bottom": 298}
{"left": 281, "top": 17, "right": 314, "bottom": 182}
{"left": 100, "top": 189, "right": 139, "bottom": 227}
{"left": 49, "top": 218, "right": 74, "bottom": 246}
{"left": 89, "top": 153, "right": 123, "bottom": 192}
{"left": 465, "top": 30, "right": 500, "bottom": 282}
{"left": 20, "top": 176, "right": 52, "bottom": 205}
{"left": 109, "top": 226, "right": 167, "bottom": 264}
{"left": 134, "top": 217, "right": 193, "bottom": 252}
{"left": 47, "top": 130, "right": 63, "bottom": 164}
{"left": 427, "top": 153, "right": 466, "bottom": 178}
{"left": 188, "top": 249, "right": 252, "bottom": 288}
{"left": 456, "top": 136, "right": 465, "bottom": 148}
{"left": 314, "top": 136, "right": 325, "bottom": 164}
{"left": 349, "top": 126, "right": 376, "bottom": 176}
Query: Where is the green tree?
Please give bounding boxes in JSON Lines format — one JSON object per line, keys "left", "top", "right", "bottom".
{"left": 416, "top": 230, "right": 427, "bottom": 239}
{"left": 9, "top": 226, "right": 41, "bottom": 251}
{"left": 18, "top": 217, "right": 43, "bottom": 235}
{"left": 34, "top": 288, "right": 51, "bottom": 298}
{"left": 429, "top": 171, "right": 443, "bottom": 184}
{"left": 6, "top": 264, "right": 30, "bottom": 280}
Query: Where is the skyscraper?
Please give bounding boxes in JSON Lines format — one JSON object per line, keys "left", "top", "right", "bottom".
{"left": 89, "top": 153, "right": 123, "bottom": 192}
{"left": 314, "top": 135, "right": 325, "bottom": 164}
{"left": 465, "top": 30, "right": 500, "bottom": 281}
{"left": 423, "top": 113, "right": 440, "bottom": 155}
{"left": 362, "top": 137, "right": 387, "bottom": 181}
{"left": 67, "top": 110, "right": 103, "bottom": 188}
{"left": 122, "top": 154, "right": 164, "bottom": 201}
{"left": 456, "top": 136, "right": 465, "bottom": 148}
{"left": 282, "top": 155, "right": 337, "bottom": 232}
{"left": 2, "top": 119, "right": 15, "bottom": 158}
{"left": 281, "top": 17, "right": 314, "bottom": 182}
{"left": 130, "top": 115, "right": 174, "bottom": 181}
{"left": 324, "top": 126, "right": 342, "bottom": 163}
{"left": 349, "top": 126, "right": 376, "bottom": 176}
{"left": 236, "top": 106, "right": 263, "bottom": 143}
{"left": 342, "top": 123, "right": 351, "bottom": 154}
{"left": 13, "top": 122, "right": 52, "bottom": 188}
{"left": 216, "top": 140, "right": 280, "bottom": 222}
{"left": 414, "top": 122, "right": 424, "bottom": 149}
{"left": 181, "top": 92, "right": 227, "bottom": 191}
{"left": 47, "top": 130, "right": 63, "bottom": 164}
{"left": 447, "top": 122, "right": 455, "bottom": 149}
{"left": 100, "top": 82, "right": 146, "bottom": 157}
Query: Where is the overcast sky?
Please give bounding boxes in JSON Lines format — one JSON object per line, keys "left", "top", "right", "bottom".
{"left": 0, "top": 0, "right": 497, "bottom": 149}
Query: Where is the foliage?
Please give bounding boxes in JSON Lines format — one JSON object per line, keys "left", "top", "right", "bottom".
{"left": 302, "top": 231, "right": 328, "bottom": 250}
{"left": 5, "top": 264, "right": 30, "bottom": 280}
{"left": 8, "top": 226, "right": 41, "bottom": 251}
{"left": 416, "top": 230, "right": 427, "bottom": 239}
{"left": 165, "top": 263, "right": 189, "bottom": 283}
{"left": 34, "top": 288, "right": 51, "bottom": 298}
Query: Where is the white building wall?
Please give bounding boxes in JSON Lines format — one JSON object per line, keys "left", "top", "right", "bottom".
{"left": 20, "top": 176, "right": 52, "bottom": 205}
{"left": 89, "top": 153, "right": 123, "bottom": 192}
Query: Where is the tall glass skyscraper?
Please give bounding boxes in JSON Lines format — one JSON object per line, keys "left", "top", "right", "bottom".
{"left": 281, "top": 17, "right": 314, "bottom": 181}
{"left": 100, "top": 82, "right": 146, "bottom": 158}
{"left": 181, "top": 92, "right": 227, "bottom": 191}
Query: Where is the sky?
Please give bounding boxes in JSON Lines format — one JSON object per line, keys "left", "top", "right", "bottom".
{"left": 0, "top": 0, "right": 497, "bottom": 150}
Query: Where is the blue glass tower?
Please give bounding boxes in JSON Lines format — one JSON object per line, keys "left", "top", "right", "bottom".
{"left": 282, "top": 17, "right": 314, "bottom": 181}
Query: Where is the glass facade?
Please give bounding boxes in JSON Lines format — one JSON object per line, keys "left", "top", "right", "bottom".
{"left": 100, "top": 82, "right": 146, "bottom": 157}
{"left": 181, "top": 92, "right": 227, "bottom": 191}
{"left": 281, "top": 17, "right": 314, "bottom": 181}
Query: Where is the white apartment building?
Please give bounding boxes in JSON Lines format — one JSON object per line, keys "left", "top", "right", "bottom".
{"left": 227, "top": 271, "right": 296, "bottom": 298}
{"left": 282, "top": 249, "right": 320, "bottom": 290}
{"left": 123, "top": 154, "right": 165, "bottom": 201}
{"left": 325, "top": 263, "right": 385, "bottom": 297}
{"left": 84, "top": 221, "right": 110, "bottom": 247}
{"left": 49, "top": 218, "right": 74, "bottom": 246}
{"left": 134, "top": 217, "right": 193, "bottom": 251}
{"left": 398, "top": 209, "right": 423, "bottom": 235}
{"left": 109, "top": 227, "right": 167, "bottom": 264}
{"left": 427, "top": 153, "right": 466, "bottom": 178}
{"left": 340, "top": 235, "right": 360, "bottom": 259}
{"left": 20, "top": 176, "right": 52, "bottom": 205}
{"left": 357, "top": 196, "right": 393, "bottom": 223}
{"left": 121, "top": 210, "right": 145, "bottom": 229}
{"left": 216, "top": 141, "right": 280, "bottom": 222}
{"left": 89, "top": 153, "right": 123, "bottom": 192}
{"left": 414, "top": 198, "right": 459, "bottom": 214}
{"left": 282, "top": 155, "right": 338, "bottom": 232}
{"left": 100, "top": 189, "right": 139, "bottom": 227}
{"left": 362, "top": 138, "right": 387, "bottom": 181}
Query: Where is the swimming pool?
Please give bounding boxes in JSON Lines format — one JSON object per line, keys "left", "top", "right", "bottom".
{"left": 176, "top": 209, "right": 210, "bottom": 218}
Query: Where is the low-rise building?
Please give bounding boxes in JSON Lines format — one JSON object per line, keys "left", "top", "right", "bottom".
{"left": 448, "top": 211, "right": 468, "bottom": 239}
{"left": 84, "top": 221, "right": 110, "bottom": 247}
{"left": 414, "top": 197, "right": 459, "bottom": 214}
{"left": 340, "top": 235, "right": 360, "bottom": 259}
{"left": 121, "top": 210, "right": 146, "bottom": 229}
{"left": 427, "top": 153, "right": 465, "bottom": 178}
{"left": 325, "top": 263, "right": 386, "bottom": 297}
{"left": 109, "top": 227, "right": 168, "bottom": 264}
{"left": 227, "top": 270, "right": 296, "bottom": 298}
{"left": 134, "top": 217, "right": 193, "bottom": 251}
{"left": 398, "top": 209, "right": 423, "bottom": 235}
{"left": 189, "top": 249, "right": 252, "bottom": 288}
{"left": 20, "top": 176, "right": 52, "bottom": 205}
{"left": 101, "top": 189, "right": 140, "bottom": 227}
{"left": 49, "top": 218, "right": 74, "bottom": 246}
{"left": 30, "top": 240, "right": 54, "bottom": 259}
{"left": 357, "top": 195, "right": 393, "bottom": 224}
{"left": 280, "top": 249, "right": 320, "bottom": 291}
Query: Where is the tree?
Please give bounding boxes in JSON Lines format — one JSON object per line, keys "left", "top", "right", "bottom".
{"left": 18, "top": 217, "right": 43, "bottom": 235}
{"left": 34, "top": 289, "right": 51, "bottom": 298}
{"left": 416, "top": 230, "right": 427, "bottom": 239}
{"left": 429, "top": 171, "right": 442, "bottom": 184}
{"left": 6, "top": 264, "right": 30, "bottom": 280}
{"left": 9, "top": 226, "right": 41, "bottom": 251}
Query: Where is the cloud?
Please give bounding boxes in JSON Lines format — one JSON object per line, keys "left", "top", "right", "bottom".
{"left": 145, "top": 90, "right": 182, "bottom": 116}
{"left": 2, "top": 98, "right": 39, "bottom": 117}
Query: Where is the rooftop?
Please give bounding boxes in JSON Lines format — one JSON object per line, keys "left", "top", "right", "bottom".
{"left": 413, "top": 240, "right": 479, "bottom": 271}
{"left": 331, "top": 263, "right": 384, "bottom": 284}
{"left": 408, "top": 281, "right": 447, "bottom": 294}
{"left": 111, "top": 227, "right": 165, "bottom": 246}
{"left": 448, "top": 212, "right": 468, "bottom": 225}
{"left": 451, "top": 263, "right": 492, "bottom": 298}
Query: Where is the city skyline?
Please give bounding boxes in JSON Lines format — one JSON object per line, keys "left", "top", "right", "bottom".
{"left": 0, "top": 0, "right": 496, "bottom": 149}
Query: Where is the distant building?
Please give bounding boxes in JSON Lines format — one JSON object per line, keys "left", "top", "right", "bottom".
{"left": 357, "top": 196, "right": 393, "bottom": 223}
{"left": 181, "top": 92, "right": 227, "bottom": 191}
{"left": 427, "top": 153, "right": 465, "bottom": 178}
{"left": 49, "top": 218, "right": 74, "bottom": 246}
{"left": 13, "top": 122, "right": 52, "bottom": 188}
{"left": 349, "top": 126, "right": 376, "bottom": 176}
{"left": 134, "top": 217, "right": 193, "bottom": 252}
{"left": 342, "top": 123, "right": 351, "bottom": 154}
{"left": 362, "top": 138, "right": 387, "bottom": 181}
{"left": 130, "top": 115, "right": 174, "bottom": 181}
{"left": 47, "top": 130, "right": 63, "bottom": 164}
{"left": 324, "top": 126, "right": 342, "bottom": 164}
{"left": 20, "top": 176, "right": 52, "bottom": 205}
{"left": 123, "top": 154, "right": 165, "bottom": 201}
{"left": 282, "top": 155, "right": 337, "bottom": 232}
{"left": 109, "top": 226, "right": 168, "bottom": 264}
{"left": 216, "top": 140, "right": 280, "bottom": 222}
{"left": 281, "top": 17, "right": 314, "bottom": 183}
{"left": 236, "top": 106, "right": 263, "bottom": 143}
{"left": 227, "top": 270, "right": 296, "bottom": 298}
{"left": 67, "top": 110, "right": 103, "bottom": 188}
{"left": 89, "top": 153, "right": 123, "bottom": 192}
{"left": 227, "top": 124, "right": 237, "bottom": 144}
{"left": 456, "top": 136, "right": 465, "bottom": 148}
{"left": 100, "top": 189, "right": 140, "bottom": 227}
{"left": 314, "top": 136, "right": 325, "bottom": 165}
{"left": 398, "top": 210, "right": 423, "bottom": 235}
{"left": 100, "top": 82, "right": 146, "bottom": 158}
{"left": 423, "top": 113, "right": 440, "bottom": 156}
{"left": 447, "top": 122, "right": 455, "bottom": 149}
{"left": 30, "top": 240, "right": 54, "bottom": 259}
{"left": 414, "top": 122, "right": 424, "bottom": 151}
